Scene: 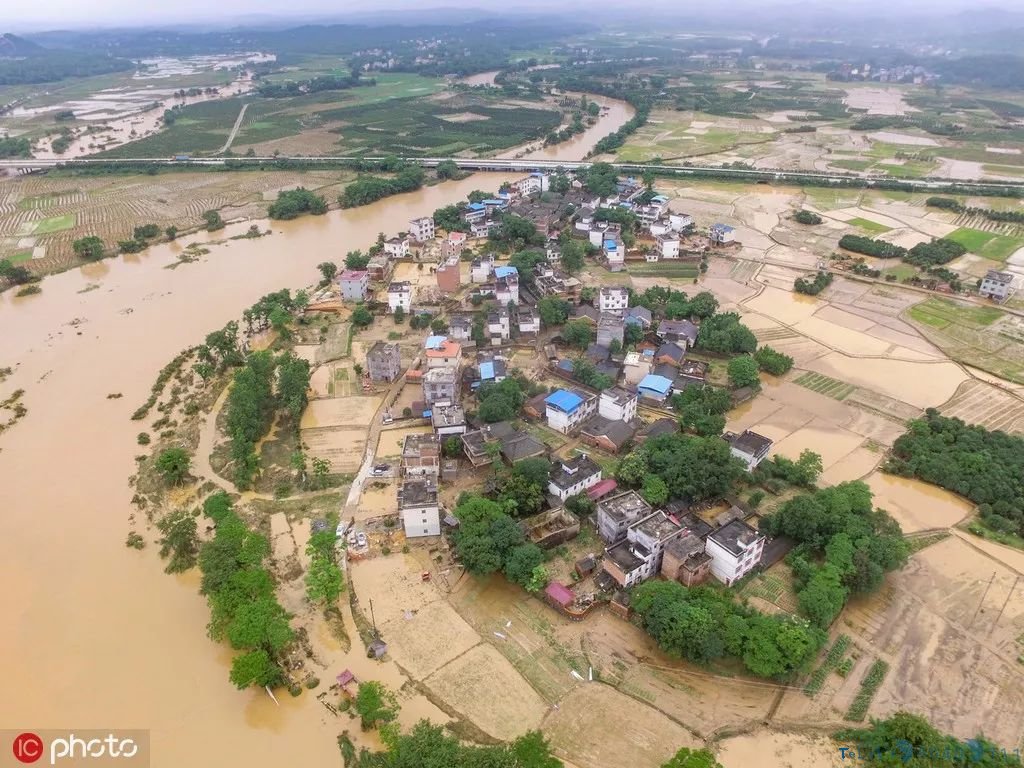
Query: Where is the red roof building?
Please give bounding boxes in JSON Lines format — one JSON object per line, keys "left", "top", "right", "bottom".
{"left": 587, "top": 478, "right": 618, "bottom": 501}
{"left": 545, "top": 581, "right": 575, "bottom": 608}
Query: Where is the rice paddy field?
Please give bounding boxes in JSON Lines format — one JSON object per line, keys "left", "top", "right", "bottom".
{"left": 946, "top": 227, "right": 1024, "bottom": 262}
{"left": 793, "top": 371, "right": 857, "bottom": 401}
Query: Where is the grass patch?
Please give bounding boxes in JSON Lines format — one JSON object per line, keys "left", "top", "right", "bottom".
{"left": 7, "top": 250, "right": 32, "bottom": 264}
{"left": 628, "top": 262, "right": 700, "bottom": 278}
{"left": 32, "top": 214, "right": 75, "bottom": 234}
{"left": 794, "top": 371, "right": 856, "bottom": 400}
{"left": 803, "top": 634, "right": 851, "bottom": 697}
{"left": 947, "top": 227, "right": 1023, "bottom": 262}
{"left": 880, "top": 263, "right": 918, "bottom": 281}
{"left": 845, "top": 659, "right": 889, "bottom": 722}
{"left": 964, "top": 518, "right": 1024, "bottom": 552}
{"left": 907, "top": 297, "right": 1004, "bottom": 330}
{"left": 848, "top": 217, "right": 892, "bottom": 234}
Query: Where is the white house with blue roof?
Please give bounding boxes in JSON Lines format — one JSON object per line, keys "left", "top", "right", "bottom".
{"left": 637, "top": 373, "right": 673, "bottom": 404}
{"left": 544, "top": 388, "right": 598, "bottom": 434}
{"left": 710, "top": 223, "right": 736, "bottom": 244}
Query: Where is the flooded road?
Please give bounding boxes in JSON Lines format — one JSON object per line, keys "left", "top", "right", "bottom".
{"left": 0, "top": 174, "right": 516, "bottom": 766}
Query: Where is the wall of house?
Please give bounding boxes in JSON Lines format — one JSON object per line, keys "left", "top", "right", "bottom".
{"left": 402, "top": 505, "right": 440, "bottom": 537}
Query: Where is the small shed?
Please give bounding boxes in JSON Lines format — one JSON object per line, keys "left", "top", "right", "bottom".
{"left": 575, "top": 554, "right": 597, "bottom": 578}
{"left": 610, "top": 589, "right": 631, "bottom": 620}
{"left": 368, "top": 639, "right": 388, "bottom": 659}
{"left": 336, "top": 669, "right": 356, "bottom": 688}
{"left": 545, "top": 581, "right": 575, "bottom": 609}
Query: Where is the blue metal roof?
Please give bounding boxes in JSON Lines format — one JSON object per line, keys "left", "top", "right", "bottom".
{"left": 494, "top": 266, "right": 518, "bottom": 278}
{"left": 545, "top": 389, "right": 584, "bottom": 413}
{"left": 638, "top": 374, "right": 673, "bottom": 394}
{"left": 605, "top": 240, "right": 617, "bottom": 250}
{"left": 479, "top": 361, "right": 495, "bottom": 380}
{"left": 425, "top": 335, "right": 448, "bottom": 350}
{"left": 556, "top": 359, "right": 575, "bottom": 372}
{"left": 467, "top": 202, "right": 486, "bottom": 211}
{"left": 482, "top": 198, "right": 506, "bottom": 206}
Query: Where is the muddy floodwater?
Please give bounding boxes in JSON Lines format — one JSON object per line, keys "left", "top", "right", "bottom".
{"left": 0, "top": 173, "right": 520, "bottom": 766}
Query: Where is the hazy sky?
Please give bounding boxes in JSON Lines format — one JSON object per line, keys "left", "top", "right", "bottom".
{"left": 8, "top": 0, "right": 1024, "bottom": 30}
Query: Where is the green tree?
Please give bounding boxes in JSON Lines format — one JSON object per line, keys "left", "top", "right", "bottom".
{"left": 311, "top": 457, "right": 330, "bottom": 488}
{"left": 583, "top": 162, "right": 618, "bottom": 198}
{"left": 616, "top": 450, "right": 649, "bottom": 487}
{"left": 688, "top": 292, "right": 719, "bottom": 319}
{"left": 525, "top": 565, "right": 550, "bottom": 594}
{"left": 351, "top": 304, "right": 373, "bottom": 328}
{"left": 641, "top": 475, "right": 669, "bottom": 506}
{"left": 72, "top": 235, "right": 105, "bottom": 260}
{"left": 202, "top": 210, "right": 224, "bottom": 231}
{"left": 436, "top": 160, "right": 459, "bottom": 179}
{"left": 727, "top": 356, "right": 760, "bottom": 389}
{"left": 797, "top": 563, "right": 848, "bottom": 628}
{"left": 0, "top": 258, "right": 32, "bottom": 284}
{"left": 305, "top": 555, "right": 343, "bottom": 604}
{"left": 354, "top": 681, "right": 400, "bottom": 730}
{"left": 537, "top": 297, "right": 572, "bottom": 327}
{"left": 317, "top": 261, "right": 337, "bottom": 283}
{"left": 229, "top": 649, "right": 281, "bottom": 689}
{"left": 561, "top": 319, "right": 593, "bottom": 349}
{"left": 696, "top": 313, "right": 756, "bottom": 354}
{"left": 164, "top": 225, "right": 178, "bottom": 240}
{"left": 156, "top": 509, "right": 199, "bottom": 573}
{"left": 226, "top": 596, "right": 294, "bottom": 653}
{"left": 559, "top": 238, "right": 586, "bottom": 274}
{"left": 504, "top": 544, "right": 546, "bottom": 589}
{"left": 661, "top": 747, "right": 723, "bottom": 768}
{"left": 393, "top": 305, "right": 406, "bottom": 323}
{"left": 345, "top": 250, "right": 370, "bottom": 270}
{"left": 754, "top": 346, "right": 794, "bottom": 376}
{"left": 155, "top": 447, "right": 191, "bottom": 485}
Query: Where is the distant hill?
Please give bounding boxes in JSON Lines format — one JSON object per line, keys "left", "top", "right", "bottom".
{"left": 0, "top": 33, "right": 44, "bottom": 58}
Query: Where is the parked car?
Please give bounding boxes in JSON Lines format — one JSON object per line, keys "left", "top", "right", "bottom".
{"left": 356, "top": 532, "right": 368, "bottom": 548}
{"left": 371, "top": 464, "right": 389, "bottom": 477}
{"left": 347, "top": 531, "right": 357, "bottom": 546}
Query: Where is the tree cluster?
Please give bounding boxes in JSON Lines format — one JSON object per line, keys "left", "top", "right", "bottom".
{"left": 0, "top": 258, "right": 33, "bottom": 286}
{"left": 886, "top": 410, "right": 1024, "bottom": 536}
{"left": 695, "top": 312, "right": 756, "bottom": 354}
{"left": 537, "top": 296, "right": 572, "bottom": 327}
{"left": 927, "top": 196, "right": 1024, "bottom": 225}
{"left": 581, "top": 162, "right": 619, "bottom": 198}
{"left": 671, "top": 384, "right": 731, "bottom": 437}
{"left": 753, "top": 346, "right": 794, "bottom": 376}
{"left": 268, "top": 187, "right": 328, "bottom": 220}
{"left": 794, "top": 271, "right": 833, "bottom": 295}
{"left": 632, "top": 580, "right": 825, "bottom": 679}
{"left": 339, "top": 165, "right": 425, "bottom": 208}
{"left": 477, "top": 377, "right": 526, "bottom": 423}
{"left": 200, "top": 492, "right": 292, "bottom": 690}
{"left": 490, "top": 214, "right": 545, "bottom": 248}
{"left": 793, "top": 210, "right": 823, "bottom": 225}
{"left": 617, "top": 433, "right": 745, "bottom": 502}
{"left": 257, "top": 73, "right": 366, "bottom": 98}
{"left": 452, "top": 495, "right": 548, "bottom": 592}
{"left": 839, "top": 234, "right": 906, "bottom": 260}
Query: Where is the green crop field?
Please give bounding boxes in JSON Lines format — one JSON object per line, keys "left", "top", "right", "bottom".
{"left": 32, "top": 214, "right": 76, "bottom": 234}
{"left": 7, "top": 250, "right": 32, "bottom": 264}
{"left": 99, "top": 98, "right": 245, "bottom": 157}
{"left": 848, "top": 217, "right": 892, "bottom": 234}
{"left": 907, "top": 297, "right": 1004, "bottom": 329}
{"left": 794, "top": 371, "right": 856, "bottom": 400}
{"left": 947, "top": 227, "right": 1023, "bottom": 262}
{"left": 628, "top": 262, "right": 700, "bottom": 278}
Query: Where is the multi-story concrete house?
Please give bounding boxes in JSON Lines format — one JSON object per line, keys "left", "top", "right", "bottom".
{"left": 544, "top": 388, "right": 598, "bottom": 434}
{"left": 705, "top": 519, "right": 765, "bottom": 585}
{"left": 408, "top": 217, "right": 435, "bottom": 242}
{"left": 596, "top": 490, "right": 652, "bottom": 544}
{"left": 387, "top": 281, "right": 412, "bottom": 313}
{"left": 599, "top": 387, "right": 638, "bottom": 422}
{"left": 598, "top": 287, "right": 629, "bottom": 314}
{"left": 339, "top": 269, "right": 369, "bottom": 301}
{"left": 399, "top": 478, "right": 440, "bottom": 538}
{"left": 366, "top": 342, "right": 401, "bottom": 382}
{"left": 547, "top": 454, "right": 603, "bottom": 502}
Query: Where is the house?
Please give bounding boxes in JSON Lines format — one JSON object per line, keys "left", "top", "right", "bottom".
{"left": 467, "top": 356, "right": 507, "bottom": 390}
{"left": 431, "top": 403, "right": 467, "bottom": 436}
{"left": 597, "top": 314, "right": 624, "bottom": 348}
{"left": 580, "top": 415, "right": 636, "bottom": 454}
{"left": 980, "top": 269, "right": 1014, "bottom": 302}
{"left": 470, "top": 219, "right": 499, "bottom": 239}
{"left": 401, "top": 433, "right": 440, "bottom": 478}
{"left": 669, "top": 212, "right": 694, "bottom": 232}
{"left": 436, "top": 255, "right": 461, "bottom": 293}
{"left": 339, "top": 269, "right": 369, "bottom": 301}
{"left": 545, "top": 388, "right": 598, "bottom": 434}
{"left": 649, "top": 219, "right": 671, "bottom": 237}
{"left": 624, "top": 306, "right": 653, "bottom": 329}
{"left": 709, "top": 223, "right": 736, "bottom": 244}
{"left": 604, "top": 239, "right": 624, "bottom": 271}
{"left": 495, "top": 267, "right": 520, "bottom": 305}
{"left": 622, "top": 351, "right": 652, "bottom": 387}
{"left": 544, "top": 581, "right": 576, "bottom": 611}
{"left": 657, "top": 319, "right": 699, "bottom": 349}
{"left": 387, "top": 281, "right": 412, "bottom": 313}
{"left": 384, "top": 236, "right": 410, "bottom": 258}
{"left": 366, "top": 342, "right": 401, "bottom": 382}
{"left": 398, "top": 478, "right": 440, "bottom": 538}
{"left": 422, "top": 366, "right": 459, "bottom": 406}
{"left": 637, "top": 373, "right": 673, "bottom": 404}
{"left": 448, "top": 313, "right": 474, "bottom": 342}
{"left": 636, "top": 417, "right": 680, "bottom": 444}
{"left": 547, "top": 454, "right": 603, "bottom": 501}
{"left": 471, "top": 255, "right": 495, "bottom": 283}
{"left": 603, "top": 511, "right": 683, "bottom": 588}
{"left": 517, "top": 308, "right": 540, "bottom": 336}
{"left": 599, "top": 287, "right": 629, "bottom": 314}
{"left": 366, "top": 254, "right": 392, "bottom": 282}
{"left": 705, "top": 519, "right": 765, "bottom": 585}
{"left": 408, "top": 217, "right": 435, "bottom": 242}
{"left": 499, "top": 430, "right": 547, "bottom": 464}
{"left": 572, "top": 304, "right": 601, "bottom": 325}
{"left": 657, "top": 234, "right": 680, "bottom": 260}
{"left": 655, "top": 341, "right": 686, "bottom": 367}
{"left": 596, "top": 490, "right": 652, "bottom": 544}
{"left": 462, "top": 202, "right": 487, "bottom": 224}
{"left": 524, "top": 507, "right": 580, "bottom": 549}
{"left": 461, "top": 422, "right": 515, "bottom": 467}
{"left": 724, "top": 430, "right": 773, "bottom": 471}
{"left": 677, "top": 359, "right": 708, "bottom": 386}
{"left": 587, "top": 477, "right": 618, "bottom": 501}
{"left": 425, "top": 337, "right": 461, "bottom": 369}
{"left": 599, "top": 387, "right": 638, "bottom": 422}
{"left": 661, "top": 529, "right": 713, "bottom": 587}
{"left": 486, "top": 307, "right": 511, "bottom": 345}
{"left": 512, "top": 173, "right": 549, "bottom": 196}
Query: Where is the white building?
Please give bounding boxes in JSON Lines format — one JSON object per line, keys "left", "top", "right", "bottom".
{"left": 598, "top": 286, "right": 629, "bottom": 313}
{"left": 495, "top": 270, "right": 520, "bottom": 306}
{"left": 547, "top": 455, "right": 603, "bottom": 502}
{"left": 705, "top": 519, "right": 765, "bottom": 586}
{"left": 604, "top": 511, "right": 683, "bottom": 588}
{"left": 657, "top": 234, "right": 680, "bottom": 260}
{"left": 979, "top": 269, "right": 1014, "bottom": 302}
{"left": 384, "top": 236, "right": 410, "bottom": 258}
{"left": 471, "top": 255, "right": 495, "bottom": 284}
{"left": 408, "top": 217, "right": 435, "bottom": 242}
{"left": 518, "top": 308, "right": 541, "bottom": 335}
{"left": 512, "top": 173, "right": 548, "bottom": 196}
{"left": 604, "top": 239, "right": 624, "bottom": 271}
{"left": 599, "top": 387, "right": 638, "bottom": 422}
{"left": 387, "top": 281, "right": 412, "bottom": 313}
{"left": 544, "top": 388, "right": 598, "bottom": 434}
{"left": 486, "top": 307, "right": 511, "bottom": 345}
{"left": 649, "top": 219, "right": 671, "bottom": 237}
{"left": 710, "top": 223, "right": 736, "bottom": 244}
{"left": 725, "top": 430, "right": 773, "bottom": 471}
{"left": 669, "top": 213, "right": 694, "bottom": 232}
{"left": 399, "top": 479, "right": 441, "bottom": 538}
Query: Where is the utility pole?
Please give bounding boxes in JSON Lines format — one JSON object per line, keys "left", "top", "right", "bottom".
{"left": 969, "top": 572, "right": 997, "bottom": 628}
{"left": 369, "top": 597, "right": 378, "bottom": 640}
{"left": 991, "top": 576, "right": 1019, "bottom": 630}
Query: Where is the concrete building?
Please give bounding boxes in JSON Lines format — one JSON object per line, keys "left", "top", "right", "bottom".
{"left": 495, "top": 268, "right": 520, "bottom": 306}
{"left": 604, "top": 239, "right": 624, "bottom": 271}
{"left": 661, "top": 528, "right": 713, "bottom": 587}
{"left": 366, "top": 342, "right": 401, "bottom": 382}
{"left": 384, "top": 236, "right": 410, "bottom": 258}
{"left": 980, "top": 269, "right": 1014, "bottom": 302}
{"left": 401, "top": 433, "right": 440, "bottom": 478}
{"left": 448, "top": 313, "right": 474, "bottom": 342}
{"left": 431, "top": 403, "right": 467, "bottom": 436}
{"left": 486, "top": 307, "right": 511, "bottom": 345}
{"left": 596, "top": 314, "right": 624, "bottom": 348}
{"left": 725, "top": 430, "right": 773, "bottom": 471}
{"left": 366, "top": 254, "right": 392, "bottom": 283}
{"left": 544, "top": 388, "right": 598, "bottom": 434}
{"left": 424, "top": 336, "right": 461, "bottom": 369}
{"left": 705, "top": 519, "right": 765, "bottom": 585}
{"left": 387, "top": 281, "right": 412, "bottom": 313}
{"left": 422, "top": 366, "right": 459, "bottom": 406}
{"left": 408, "top": 217, "right": 435, "bottom": 242}
{"left": 709, "top": 223, "right": 736, "bottom": 244}
{"left": 603, "top": 511, "right": 683, "bottom": 588}
{"left": 596, "top": 490, "right": 652, "bottom": 544}
{"left": 547, "top": 454, "right": 603, "bottom": 502}
{"left": 399, "top": 478, "right": 440, "bottom": 538}
{"left": 599, "top": 287, "right": 629, "bottom": 314}
{"left": 471, "top": 255, "right": 495, "bottom": 283}
{"left": 599, "top": 387, "right": 638, "bottom": 422}
{"left": 637, "top": 373, "right": 673, "bottom": 404}
{"left": 339, "top": 269, "right": 369, "bottom": 301}
{"left": 436, "top": 255, "right": 462, "bottom": 293}
{"left": 517, "top": 308, "right": 540, "bottom": 336}
{"left": 669, "top": 213, "right": 694, "bottom": 232}
{"left": 657, "top": 234, "right": 680, "bottom": 260}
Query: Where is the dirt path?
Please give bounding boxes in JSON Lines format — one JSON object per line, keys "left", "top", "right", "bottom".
{"left": 217, "top": 102, "right": 249, "bottom": 155}
{"left": 345, "top": 376, "right": 408, "bottom": 510}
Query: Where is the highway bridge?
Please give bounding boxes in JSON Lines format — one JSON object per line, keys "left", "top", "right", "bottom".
{"left": 1, "top": 155, "right": 1022, "bottom": 194}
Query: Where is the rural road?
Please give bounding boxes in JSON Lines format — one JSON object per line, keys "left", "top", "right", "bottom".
{"left": 216, "top": 103, "right": 249, "bottom": 155}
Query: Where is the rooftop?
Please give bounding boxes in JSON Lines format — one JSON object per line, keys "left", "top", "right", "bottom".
{"left": 500, "top": 431, "right": 546, "bottom": 462}
{"left": 550, "top": 454, "right": 602, "bottom": 491}
{"left": 402, "top": 433, "right": 440, "bottom": 458}
{"left": 545, "top": 389, "right": 585, "bottom": 414}
{"left": 494, "top": 265, "right": 519, "bottom": 279}
{"left": 985, "top": 269, "right": 1014, "bottom": 284}
{"left": 340, "top": 269, "right": 368, "bottom": 280}
{"left": 368, "top": 341, "right": 399, "bottom": 358}
{"left": 399, "top": 478, "right": 438, "bottom": 508}
{"left": 431, "top": 404, "right": 466, "bottom": 428}
{"left": 659, "top": 319, "right": 699, "bottom": 342}
{"left": 605, "top": 539, "right": 645, "bottom": 573}
{"left": 580, "top": 415, "right": 635, "bottom": 449}
{"left": 725, "top": 430, "right": 773, "bottom": 457}
{"left": 424, "top": 335, "right": 448, "bottom": 350}
{"left": 708, "top": 519, "right": 763, "bottom": 556}
{"left": 657, "top": 341, "right": 685, "bottom": 361}
{"left": 388, "top": 281, "right": 411, "bottom": 292}
{"left": 545, "top": 581, "right": 575, "bottom": 607}
{"left": 638, "top": 417, "right": 680, "bottom": 440}
{"left": 423, "top": 367, "right": 458, "bottom": 385}
{"left": 638, "top": 374, "right": 673, "bottom": 395}
{"left": 602, "top": 387, "right": 637, "bottom": 406}
{"left": 587, "top": 477, "right": 619, "bottom": 500}
{"left": 632, "top": 510, "right": 683, "bottom": 543}
{"left": 426, "top": 339, "right": 462, "bottom": 359}
{"left": 664, "top": 532, "right": 710, "bottom": 563}
{"left": 598, "top": 490, "right": 652, "bottom": 524}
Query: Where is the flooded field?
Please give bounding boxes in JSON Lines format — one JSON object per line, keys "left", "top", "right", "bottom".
{"left": 717, "top": 731, "right": 843, "bottom": 768}
{"left": 866, "top": 472, "right": 974, "bottom": 532}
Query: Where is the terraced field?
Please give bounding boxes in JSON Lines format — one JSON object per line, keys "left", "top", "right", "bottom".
{"left": 794, "top": 371, "right": 857, "bottom": 400}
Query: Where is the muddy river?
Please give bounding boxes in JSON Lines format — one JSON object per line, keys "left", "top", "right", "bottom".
{"left": 0, "top": 174, "right": 522, "bottom": 766}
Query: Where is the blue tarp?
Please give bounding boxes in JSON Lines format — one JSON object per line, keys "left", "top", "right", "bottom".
{"left": 545, "top": 389, "right": 584, "bottom": 413}
{"left": 604, "top": 240, "right": 617, "bottom": 250}
{"left": 480, "top": 361, "right": 495, "bottom": 380}
{"left": 425, "top": 335, "right": 448, "bottom": 350}
{"left": 638, "top": 374, "right": 673, "bottom": 395}
{"left": 494, "top": 266, "right": 519, "bottom": 278}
